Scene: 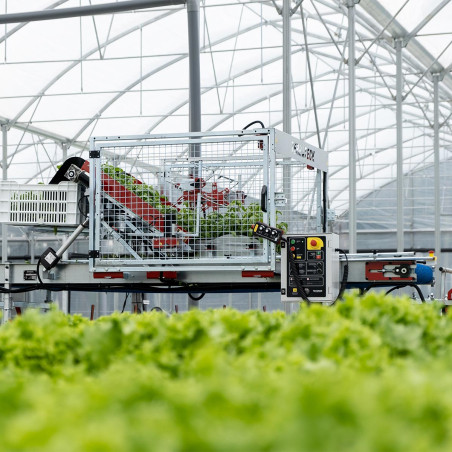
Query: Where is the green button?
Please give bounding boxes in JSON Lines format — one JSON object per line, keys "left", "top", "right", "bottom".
{"left": 290, "top": 239, "right": 295, "bottom": 244}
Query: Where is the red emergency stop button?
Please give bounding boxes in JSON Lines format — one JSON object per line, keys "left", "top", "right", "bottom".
{"left": 310, "top": 239, "right": 317, "bottom": 247}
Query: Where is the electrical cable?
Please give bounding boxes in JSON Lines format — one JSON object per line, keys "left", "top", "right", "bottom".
{"left": 242, "top": 120, "right": 265, "bottom": 130}
{"left": 36, "top": 257, "right": 44, "bottom": 286}
{"left": 386, "top": 283, "right": 425, "bottom": 302}
{"left": 121, "top": 293, "right": 129, "bottom": 313}
{"left": 331, "top": 248, "right": 349, "bottom": 305}
{"left": 188, "top": 292, "right": 206, "bottom": 301}
{"left": 77, "top": 194, "right": 89, "bottom": 219}
{"left": 284, "top": 238, "right": 310, "bottom": 304}
{"left": 284, "top": 239, "right": 349, "bottom": 306}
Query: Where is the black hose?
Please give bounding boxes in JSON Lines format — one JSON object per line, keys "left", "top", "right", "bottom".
{"left": 121, "top": 293, "right": 129, "bottom": 313}
{"left": 188, "top": 292, "right": 206, "bottom": 301}
{"left": 36, "top": 258, "right": 44, "bottom": 286}
{"left": 242, "top": 120, "right": 265, "bottom": 130}
{"left": 286, "top": 241, "right": 310, "bottom": 304}
{"left": 386, "top": 283, "right": 425, "bottom": 302}
{"left": 333, "top": 248, "right": 349, "bottom": 304}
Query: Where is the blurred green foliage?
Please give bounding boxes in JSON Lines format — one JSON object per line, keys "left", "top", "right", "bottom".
{"left": 0, "top": 293, "right": 451, "bottom": 450}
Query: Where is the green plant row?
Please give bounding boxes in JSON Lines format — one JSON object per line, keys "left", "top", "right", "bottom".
{"left": 0, "top": 293, "right": 452, "bottom": 450}
{"left": 102, "top": 164, "right": 287, "bottom": 239}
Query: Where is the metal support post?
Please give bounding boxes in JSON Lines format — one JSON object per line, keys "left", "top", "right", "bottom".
{"left": 395, "top": 39, "right": 404, "bottom": 252}
{"left": 282, "top": 0, "right": 291, "bottom": 134}
{"left": 61, "top": 233, "right": 70, "bottom": 314}
{"left": 347, "top": 0, "right": 358, "bottom": 253}
{"left": 2, "top": 264, "right": 11, "bottom": 324}
{"left": 187, "top": 0, "right": 201, "bottom": 311}
{"left": 187, "top": 0, "right": 201, "bottom": 137}
{"left": 433, "top": 73, "right": 441, "bottom": 298}
{"left": 2, "top": 124, "right": 8, "bottom": 264}
{"left": 282, "top": 0, "right": 292, "bottom": 315}
{"left": 187, "top": 0, "right": 201, "bottom": 269}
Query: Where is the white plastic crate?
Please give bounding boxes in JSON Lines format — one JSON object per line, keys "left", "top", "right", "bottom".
{"left": 0, "top": 181, "right": 80, "bottom": 226}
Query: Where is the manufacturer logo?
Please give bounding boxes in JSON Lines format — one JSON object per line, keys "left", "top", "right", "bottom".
{"left": 293, "top": 142, "right": 302, "bottom": 158}
{"left": 305, "top": 148, "right": 316, "bottom": 162}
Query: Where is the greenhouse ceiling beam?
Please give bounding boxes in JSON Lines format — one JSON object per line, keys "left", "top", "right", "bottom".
{"left": 325, "top": 110, "right": 442, "bottom": 156}
{"left": 329, "top": 134, "right": 431, "bottom": 202}
{"left": 405, "top": 0, "right": 451, "bottom": 42}
{"left": 8, "top": 8, "right": 180, "bottom": 128}
{"left": 359, "top": 0, "right": 452, "bottom": 97}
{"left": 0, "top": 0, "right": 69, "bottom": 44}
{"left": 72, "top": 19, "right": 281, "bottom": 143}
{"left": 7, "top": 17, "right": 282, "bottom": 167}
{"left": 293, "top": 124, "right": 440, "bottom": 210}
{"left": 20, "top": 18, "right": 289, "bottom": 179}
{"left": 0, "top": 115, "right": 79, "bottom": 149}
{"left": 0, "top": 0, "right": 185, "bottom": 24}
{"left": 328, "top": 128, "right": 436, "bottom": 191}
{"left": 146, "top": 31, "right": 415, "bottom": 137}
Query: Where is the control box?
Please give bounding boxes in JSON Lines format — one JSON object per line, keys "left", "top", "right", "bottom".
{"left": 281, "top": 233, "right": 340, "bottom": 303}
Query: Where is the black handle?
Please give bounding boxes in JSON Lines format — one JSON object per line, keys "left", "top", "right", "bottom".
{"left": 261, "top": 185, "right": 268, "bottom": 212}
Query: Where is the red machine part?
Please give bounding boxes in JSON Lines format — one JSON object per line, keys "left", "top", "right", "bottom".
{"left": 447, "top": 289, "right": 452, "bottom": 300}
{"left": 82, "top": 161, "right": 167, "bottom": 231}
{"left": 365, "top": 261, "right": 415, "bottom": 281}
{"left": 176, "top": 179, "right": 236, "bottom": 211}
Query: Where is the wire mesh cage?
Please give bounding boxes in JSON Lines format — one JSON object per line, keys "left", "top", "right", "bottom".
{"left": 89, "top": 129, "right": 326, "bottom": 272}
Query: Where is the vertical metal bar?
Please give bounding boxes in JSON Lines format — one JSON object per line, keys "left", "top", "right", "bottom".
{"left": 61, "top": 142, "right": 69, "bottom": 314}
{"left": 282, "top": 0, "right": 292, "bottom": 274}
{"left": 187, "top": 0, "right": 201, "bottom": 212}
{"left": 395, "top": 39, "right": 404, "bottom": 252}
{"left": 61, "top": 232, "right": 69, "bottom": 314}
{"left": 282, "top": 0, "right": 291, "bottom": 134}
{"left": 347, "top": 1, "right": 357, "bottom": 253}
{"left": 316, "top": 170, "right": 322, "bottom": 232}
{"left": 433, "top": 73, "right": 441, "bottom": 299}
{"left": 2, "top": 124, "right": 7, "bottom": 181}
{"left": 187, "top": 0, "right": 201, "bottom": 137}
{"left": 2, "top": 124, "right": 8, "bottom": 266}
{"left": 187, "top": 0, "right": 201, "bottom": 319}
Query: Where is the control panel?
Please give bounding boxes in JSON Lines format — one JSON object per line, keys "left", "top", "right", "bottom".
{"left": 281, "top": 233, "right": 340, "bottom": 303}
{"left": 252, "top": 221, "right": 284, "bottom": 244}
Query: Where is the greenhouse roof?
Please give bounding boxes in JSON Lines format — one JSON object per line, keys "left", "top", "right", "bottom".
{"left": 0, "top": 0, "right": 451, "bottom": 218}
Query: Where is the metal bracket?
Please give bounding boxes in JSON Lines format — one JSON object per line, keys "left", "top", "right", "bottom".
{"left": 90, "top": 150, "right": 100, "bottom": 158}
{"left": 89, "top": 250, "right": 100, "bottom": 258}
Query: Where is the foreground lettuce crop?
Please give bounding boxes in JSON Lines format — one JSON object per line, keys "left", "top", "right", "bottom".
{"left": 0, "top": 293, "right": 452, "bottom": 451}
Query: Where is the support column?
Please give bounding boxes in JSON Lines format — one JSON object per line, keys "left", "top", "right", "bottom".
{"left": 395, "top": 39, "right": 404, "bottom": 252}
{"left": 282, "top": 0, "right": 291, "bottom": 134}
{"left": 187, "top": 0, "right": 201, "bottom": 136}
{"left": 61, "top": 142, "right": 69, "bottom": 314}
{"left": 347, "top": 0, "right": 359, "bottom": 253}
{"left": 282, "top": 0, "right": 292, "bottom": 314}
{"left": 1, "top": 125, "right": 9, "bottom": 276}
{"left": 187, "top": 0, "right": 201, "bottom": 311}
{"left": 433, "top": 73, "right": 441, "bottom": 298}
{"left": 1, "top": 128, "right": 11, "bottom": 322}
